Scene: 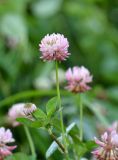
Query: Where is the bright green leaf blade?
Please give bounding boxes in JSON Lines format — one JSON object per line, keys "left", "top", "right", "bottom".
{"left": 85, "top": 140, "right": 97, "bottom": 151}
{"left": 17, "top": 117, "right": 47, "bottom": 128}
{"left": 46, "top": 122, "right": 79, "bottom": 158}
{"left": 46, "top": 97, "right": 58, "bottom": 118}
{"left": 16, "top": 117, "right": 33, "bottom": 127}
{"left": 5, "top": 152, "right": 31, "bottom": 160}
{"left": 33, "top": 108, "right": 47, "bottom": 119}
{"left": 30, "top": 120, "right": 46, "bottom": 128}
{"left": 46, "top": 136, "right": 62, "bottom": 159}
{"left": 51, "top": 118, "right": 61, "bottom": 132}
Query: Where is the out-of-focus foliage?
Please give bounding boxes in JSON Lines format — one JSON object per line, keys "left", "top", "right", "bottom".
{"left": 0, "top": 0, "right": 118, "bottom": 159}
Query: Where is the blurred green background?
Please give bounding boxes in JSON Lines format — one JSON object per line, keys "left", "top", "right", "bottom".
{"left": 0, "top": 0, "right": 118, "bottom": 159}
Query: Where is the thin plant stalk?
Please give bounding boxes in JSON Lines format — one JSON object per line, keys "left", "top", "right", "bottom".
{"left": 48, "top": 129, "right": 65, "bottom": 153}
{"left": 24, "top": 125, "right": 36, "bottom": 158}
{"left": 79, "top": 94, "right": 83, "bottom": 141}
{"left": 55, "top": 61, "right": 68, "bottom": 157}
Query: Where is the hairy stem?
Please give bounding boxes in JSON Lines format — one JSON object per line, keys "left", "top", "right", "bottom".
{"left": 55, "top": 61, "right": 69, "bottom": 159}
{"left": 48, "top": 129, "right": 66, "bottom": 153}
{"left": 79, "top": 94, "right": 83, "bottom": 141}
{"left": 24, "top": 125, "right": 36, "bottom": 158}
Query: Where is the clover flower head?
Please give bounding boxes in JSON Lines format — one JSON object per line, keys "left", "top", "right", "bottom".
{"left": 0, "top": 127, "right": 16, "bottom": 160}
{"left": 65, "top": 66, "right": 92, "bottom": 93}
{"left": 23, "top": 103, "right": 37, "bottom": 116}
{"left": 39, "top": 33, "right": 70, "bottom": 61}
{"left": 8, "top": 103, "right": 37, "bottom": 127}
{"left": 8, "top": 103, "right": 25, "bottom": 127}
{"left": 92, "top": 130, "right": 118, "bottom": 160}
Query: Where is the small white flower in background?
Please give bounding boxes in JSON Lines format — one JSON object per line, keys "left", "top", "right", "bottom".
{"left": 34, "top": 69, "right": 65, "bottom": 90}
{"left": 34, "top": 76, "right": 53, "bottom": 90}
{"left": 8, "top": 103, "right": 37, "bottom": 127}
{"left": 0, "top": 127, "right": 16, "bottom": 159}
{"left": 50, "top": 68, "right": 65, "bottom": 84}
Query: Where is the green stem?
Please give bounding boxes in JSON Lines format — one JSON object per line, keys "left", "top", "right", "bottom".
{"left": 79, "top": 94, "right": 83, "bottom": 141}
{"left": 24, "top": 125, "right": 36, "bottom": 158}
{"left": 48, "top": 129, "right": 66, "bottom": 153}
{"left": 55, "top": 61, "right": 68, "bottom": 155}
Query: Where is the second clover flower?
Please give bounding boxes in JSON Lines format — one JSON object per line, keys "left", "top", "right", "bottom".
{"left": 0, "top": 127, "right": 16, "bottom": 160}
{"left": 92, "top": 130, "right": 118, "bottom": 160}
{"left": 65, "top": 66, "right": 92, "bottom": 93}
{"left": 8, "top": 103, "right": 37, "bottom": 127}
{"left": 39, "top": 33, "right": 70, "bottom": 61}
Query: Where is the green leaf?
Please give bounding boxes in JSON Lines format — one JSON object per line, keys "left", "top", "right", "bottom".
{"left": 67, "top": 122, "right": 80, "bottom": 141}
{"left": 16, "top": 117, "right": 46, "bottom": 128}
{"left": 29, "top": 155, "right": 37, "bottom": 160}
{"left": 66, "top": 122, "right": 79, "bottom": 134}
{"left": 46, "top": 122, "right": 79, "bottom": 158}
{"left": 70, "top": 136, "right": 97, "bottom": 158}
{"left": 73, "top": 140, "right": 97, "bottom": 158}
{"left": 85, "top": 140, "right": 97, "bottom": 151}
{"left": 5, "top": 152, "right": 31, "bottom": 160}
{"left": 51, "top": 117, "right": 61, "bottom": 132}
{"left": 33, "top": 108, "right": 47, "bottom": 119}
{"left": 67, "top": 123, "right": 96, "bottom": 158}
{"left": 30, "top": 120, "right": 47, "bottom": 128}
{"left": 16, "top": 117, "right": 33, "bottom": 127}
{"left": 46, "top": 97, "right": 58, "bottom": 118}
{"left": 46, "top": 136, "right": 62, "bottom": 159}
